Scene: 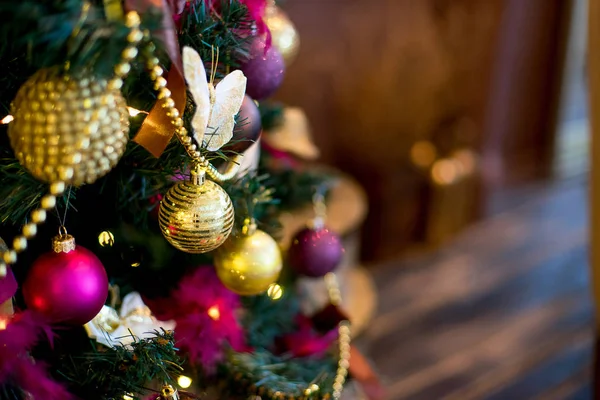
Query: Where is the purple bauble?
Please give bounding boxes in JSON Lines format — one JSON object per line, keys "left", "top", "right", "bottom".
{"left": 241, "top": 38, "right": 285, "bottom": 100}
{"left": 0, "top": 268, "right": 17, "bottom": 305}
{"left": 23, "top": 246, "right": 108, "bottom": 325}
{"left": 288, "top": 227, "right": 344, "bottom": 277}
{"left": 226, "top": 95, "right": 263, "bottom": 154}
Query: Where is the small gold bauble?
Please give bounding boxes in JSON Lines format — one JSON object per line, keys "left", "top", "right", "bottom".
{"left": 159, "top": 172, "right": 234, "bottom": 254}
{"left": 214, "top": 229, "right": 282, "bottom": 296}
{"left": 8, "top": 68, "right": 130, "bottom": 186}
{"left": 265, "top": 4, "right": 300, "bottom": 65}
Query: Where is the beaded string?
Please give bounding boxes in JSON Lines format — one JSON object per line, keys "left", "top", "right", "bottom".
{"left": 0, "top": 11, "right": 143, "bottom": 278}
{"left": 242, "top": 273, "right": 351, "bottom": 400}
{"left": 139, "top": 37, "right": 242, "bottom": 183}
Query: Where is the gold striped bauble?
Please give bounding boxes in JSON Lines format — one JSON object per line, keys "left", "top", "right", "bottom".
{"left": 8, "top": 68, "right": 130, "bottom": 186}
{"left": 158, "top": 171, "right": 234, "bottom": 254}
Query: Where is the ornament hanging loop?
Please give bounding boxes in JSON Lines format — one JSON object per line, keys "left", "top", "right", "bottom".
{"left": 157, "top": 385, "right": 179, "bottom": 400}
{"left": 311, "top": 188, "right": 327, "bottom": 229}
{"left": 58, "top": 225, "right": 68, "bottom": 237}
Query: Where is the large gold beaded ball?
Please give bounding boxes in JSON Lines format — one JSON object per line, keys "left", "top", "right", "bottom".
{"left": 265, "top": 4, "right": 300, "bottom": 65}
{"left": 214, "top": 229, "right": 283, "bottom": 296}
{"left": 159, "top": 175, "right": 235, "bottom": 254}
{"left": 8, "top": 68, "right": 130, "bottom": 186}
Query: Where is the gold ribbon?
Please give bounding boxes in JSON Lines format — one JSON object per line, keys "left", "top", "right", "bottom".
{"left": 125, "top": 0, "right": 187, "bottom": 157}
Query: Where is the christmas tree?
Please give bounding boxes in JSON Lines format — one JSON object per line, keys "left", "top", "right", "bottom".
{"left": 0, "top": 1, "right": 382, "bottom": 399}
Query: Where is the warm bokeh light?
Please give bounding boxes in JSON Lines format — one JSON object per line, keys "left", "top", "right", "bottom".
{"left": 0, "top": 316, "right": 8, "bottom": 330}
{"left": 178, "top": 375, "right": 193, "bottom": 389}
{"left": 431, "top": 158, "right": 460, "bottom": 186}
{"left": 207, "top": 305, "right": 220, "bottom": 321}
{"left": 0, "top": 115, "right": 13, "bottom": 124}
{"left": 267, "top": 283, "right": 283, "bottom": 300}
{"left": 410, "top": 140, "right": 437, "bottom": 169}
{"left": 123, "top": 394, "right": 134, "bottom": 400}
{"left": 127, "top": 107, "right": 147, "bottom": 117}
{"left": 452, "top": 148, "right": 478, "bottom": 176}
{"left": 98, "top": 231, "right": 115, "bottom": 247}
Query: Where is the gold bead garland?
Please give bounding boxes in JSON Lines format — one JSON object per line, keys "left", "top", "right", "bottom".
{"left": 0, "top": 182, "right": 66, "bottom": 277}
{"left": 240, "top": 273, "right": 352, "bottom": 400}
{"left": 139, "top": 38, "right": 243, "bottom": 182}
{"left": 140, "top": 36, "right": 244, "bottom": 253}
{"left": 325, "top": 273, "right": 351, "bottom": 400}
{"left": 0, "top": 11, "right": 143, "bottom": 277}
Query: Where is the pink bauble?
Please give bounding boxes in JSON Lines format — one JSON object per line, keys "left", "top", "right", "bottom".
{"left": 241, "top": 38, "right": 285, "bottom": 100}
{"left": 288, "top": 227, "right": 344, "bottom": 277}
{"left": 23, "top": 246, "right": 108, "bottom": 325}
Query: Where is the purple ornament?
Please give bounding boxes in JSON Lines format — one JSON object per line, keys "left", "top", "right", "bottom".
{"left": 0, "top": 269, "right": 17, "bottom": 305}
{"left": 226, "top": 95, "right": 263, "bottom": 154}
{"left": 241, "top": 38, "right": 285, "bottom": 100}
{"left": 23, "top": 245, "right": 108, "bottom": 325}
{"left": 288, "top": 227, "right": 344, "bottom": 277}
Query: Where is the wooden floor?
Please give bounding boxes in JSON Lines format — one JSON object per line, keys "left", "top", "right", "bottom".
{"left": 366, "top": 177, "right": 592, "bottom": 399}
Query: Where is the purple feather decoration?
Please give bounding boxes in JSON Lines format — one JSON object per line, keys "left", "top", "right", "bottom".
{"left": 0, "top": 311, "right": 74, "bottom": 399}
{"left": 147, "top": 266, "right": 246, "bottom": 373}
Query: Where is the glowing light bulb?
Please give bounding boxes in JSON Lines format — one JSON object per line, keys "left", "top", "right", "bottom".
{"left": 127, "top": 107, "right": 147, "bottom": 117}
{"left": 178, "top": 375, "right": 193, "bottom": 389}
{"left": 267, "top": 283, "right": 283, "bottom": 300}
{"left": 207, "top": 305, "right": 220, "bottom": 321}
{"left": 1, "top": 115, "right": 14, "bottom": 124}
{"left": 98, "top": 231, "right": 115, "bottom": 247}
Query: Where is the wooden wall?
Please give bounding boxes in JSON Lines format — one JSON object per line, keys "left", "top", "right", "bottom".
{"left": 275, "top": 0, "right": 566, "bottom": 261}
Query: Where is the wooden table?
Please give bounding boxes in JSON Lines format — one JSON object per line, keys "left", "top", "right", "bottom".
{"left": 365, "top": 177, "right": 591, "bottom": 399}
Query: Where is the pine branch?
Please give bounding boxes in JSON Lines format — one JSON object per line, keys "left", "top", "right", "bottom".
{"left": 259, "top": 101, "right": 286, "bottom": 132}
{"left": 57, "top": 330, "right": 183, "bottom": 400}
{"left": 0, "top": 0, "right": 255, "bottom": 228}
{"left": 224, "top": 349, "right": 337, "bottom": 399}
{"left": 179, "top": 0, "right": 254, "bottom": 76}
{"left": 222, "top": 173, "right": 279, "bottom": 235}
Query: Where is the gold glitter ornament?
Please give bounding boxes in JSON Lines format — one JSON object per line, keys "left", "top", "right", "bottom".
{"left": 8, "top": 68, "right": 130, "bottom": 186}
{"left": 265, "top": 3, "right": 300, "bottom": 65}
{"left": 214, "top": 224, "right": 282, "bottom": 296}
{"left": 159, "top": 166, "right": 234, "bottom": 253}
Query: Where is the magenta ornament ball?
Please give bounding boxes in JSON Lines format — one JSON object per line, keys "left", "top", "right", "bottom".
{"left": 288, "top": 228, "right": 344, "bottom": 277}
{"left": 23, "top": 246, "right": 108, "bottom": 325}
{"left": 241, "top": 38, "right": 286, "bottom": 100}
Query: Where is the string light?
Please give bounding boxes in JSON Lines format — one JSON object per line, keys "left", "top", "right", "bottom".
{"left": 123, "top": 394, "right": 134, "bottom": 400}
{"left": 177, "top": 375, "right": 193, "bottom": 389}
{"left": 127, "top": 107, "right": 147, "bottom": 117}
{"left": 207, "top": 305, "right": 220, "bottom": 321}
{"left": 98, "top": 231, "right": 115, "bottom": 247}
{"left": 0, "top": 115, "right": 13, "bottom": 124}
{"left": 267, "top": 283, "right": 283, "bottom": 300}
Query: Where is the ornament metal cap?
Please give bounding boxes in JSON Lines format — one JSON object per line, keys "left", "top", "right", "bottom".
{"left": 157, "top": 385, "right": 179, "bottom": 400}
{"left": 52, "top": 227, "right": 76, "bottom": 253}
{"left": 190, "top": 163, "right": 206, "bottom": 186}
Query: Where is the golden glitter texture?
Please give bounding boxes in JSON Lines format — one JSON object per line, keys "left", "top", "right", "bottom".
{"left": 8, "top": 69, "right": 130, "bottom": 186}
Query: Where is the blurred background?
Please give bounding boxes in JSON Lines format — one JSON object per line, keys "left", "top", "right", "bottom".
{"left": 276, "top": 0, "right": 593, "bottom": 398}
